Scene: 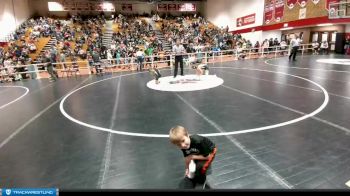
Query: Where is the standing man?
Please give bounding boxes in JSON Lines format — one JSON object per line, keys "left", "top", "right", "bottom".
{"left": 136, "top": 48, "right": 145, "bottom": 71}
{"left": 46, "top": 54, "right": 57, "bottom": 82}
{"left": 289, "top": 35, "right": 300, "bottom": 61}
{"left": 172, "top": 39, "right": 186, "bottom": 78}
{"left": 345, "top": 36, "right": 350, "bottom": 55}
{"left": 92, "top": 50, "right": 102, "bottom": 74}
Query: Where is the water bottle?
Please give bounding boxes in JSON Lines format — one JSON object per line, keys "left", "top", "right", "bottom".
{"left": 188, "top": 160, "right": 196, "bottom": 179}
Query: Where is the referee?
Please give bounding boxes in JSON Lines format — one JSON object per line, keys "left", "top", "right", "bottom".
{"left": 289, "top": 35, "right": 300, "bottom": 61}
{"left": 172, "top": 39, "right": 186, "bottom": 78}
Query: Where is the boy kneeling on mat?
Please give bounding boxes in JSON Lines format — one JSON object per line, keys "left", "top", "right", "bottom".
{"left": 149, "top": 65, "right": 161, "bottom": 84}
{"left": 169, "top": 126, "right": 217, "bottom": 189}
{"left": 192, "top": 63, "right": 209, "bottom": 79}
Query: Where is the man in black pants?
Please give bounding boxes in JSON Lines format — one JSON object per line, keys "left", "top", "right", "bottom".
{"left": 172, "top": 39, "right": 186, "bottom": 78}
{"left": 92, "top": 50, "right": 102, "bottom": 74}
{"left": 289, "top": 35, "right": 300, "bottom": 61}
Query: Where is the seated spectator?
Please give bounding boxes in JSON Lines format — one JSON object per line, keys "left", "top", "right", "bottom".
{"left": 280, "top": 40, "right": 287, "bottom": 55}
{"left": 29, "top": 43, "right": 37, "bottom": 53}
{"left": 254, "top": 41, "right": 260, "bottom": 53}
{"left": 345, "top": 36, "right": 350, "bottom": 55}
{"left": 78, "top": 49, "right": 86, "bottom": 59}
{"left": 312, "top": 41, "right": 319, "bottom": 55}
{"left": 320, "top": 41, "right": 328, "bottom": 55}
{"left": 237, "top": 46, "right": 246, "bottom": 60}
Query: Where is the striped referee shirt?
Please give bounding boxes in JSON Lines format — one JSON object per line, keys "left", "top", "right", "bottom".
{"left": 173, "top": 44, "right": 186, "bottom": 56}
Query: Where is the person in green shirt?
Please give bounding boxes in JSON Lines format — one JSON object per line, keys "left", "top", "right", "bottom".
{"left": 145, "top": 47, "right": 154, "bottom": 68}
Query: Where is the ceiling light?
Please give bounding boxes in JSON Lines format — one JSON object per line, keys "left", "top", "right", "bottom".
{"left": 280, "top": 27, "right": 293, "bottom": 30}
{"left": 317, "top": 23, "right": 333, "bottom": 26}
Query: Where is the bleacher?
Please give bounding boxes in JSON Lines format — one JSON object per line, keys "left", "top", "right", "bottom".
{"left": 1, "top": 14, "right": 312, "bottom": 82}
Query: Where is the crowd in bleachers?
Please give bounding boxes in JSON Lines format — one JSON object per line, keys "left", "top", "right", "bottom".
{"left": 0, "top": 15, "right": 108, "bottom": 82}
{"left": 1, "top": 12, "right": 334, "bottom": 83}
{"left": 107, "top": 14, "right": 161, "bottom": 68}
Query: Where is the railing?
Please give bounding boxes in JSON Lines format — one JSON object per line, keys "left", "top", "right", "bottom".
{"left": 0, "top": 43, "right": 314, "bottom": 81}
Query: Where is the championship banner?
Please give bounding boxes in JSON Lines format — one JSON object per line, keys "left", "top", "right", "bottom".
{"left": 264, "top": 2, "right": 274, "bottom": 24}
{"left": 90, "top": 2, "right": 111, "bottom": 11}
{"left": 168, "top": 4, "right": 177, "bottom": 11}
{"left": 326, "top": 0, "right": 340, "bottom": 18}
{"left": 63, "top": 2, "right": 76, "bottom": 11}
{"left": 274, "top": 0, "right": 284, "bottom": 22}
{"left": 99, "top": 2, "right": 115, "bottom": 12}
{"left": 178, "top": 3, "right": 196, "bottom": 12}
{"left": 95, "top": 3, "right": 103, "bottom": 11}
{"left": 76, "top": 2, "right": 89, "bottom": 11}
{"left": 287, "top": 0, "right": 298, "bottom": 9}
{"left": 157, "top": 4, "right": 168, "bottom": 11}
{"left": 325, "top": 0, "right": 340, "bottom": 10}
{"left": 298, "top": 0, "right": 309, "bottom": 8}
{"left": 236, "top": 14, "right": 255, "bottom": 27}
{"left": 299, "top": 7, "right": 307, "bottom": 19}
{"left": 122, "top": 4, "right": 132, "bottom": 12}
{"left": 178, "top": 4, "right": 186, "bottom": 11}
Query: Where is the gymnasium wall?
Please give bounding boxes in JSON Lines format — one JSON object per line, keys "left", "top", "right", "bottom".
{"left": 346, "top": 24, "right": 350, "bottom": 38}
{"left": 311, "top": 25, "right": 345, "bottom": 32}
{"left": 0, "top": 0, "right": 33, "bottom": 41}
{"left": 206, "top": 0, "right": 264, "bottom": 31}
{"left": 30, "top": 0, "right": 204, "bottom": 17}
{"left": 282, "top": 27, "right": 311, "bottom": 43}
{"left": 263, "top": 0, "right": 331, "bottom": 26}
{"left": 345, "top": 24, "right": 350, "bottom": 32}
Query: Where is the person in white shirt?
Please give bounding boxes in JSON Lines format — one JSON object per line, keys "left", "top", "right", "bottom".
{"left": 29, "top": 43, "right": 37, "bottom": 53}
{"left": 280, "top": 40, "right": 287, "bottom": 55}
{"left": 320, "top": 41, "right": 329, "bottom": 55}
{"left": 312, "top": 41, "right": 319, "bottom": 55}
{"left": 172, "top": 39, "right": 186, "bottom": 77}
{"left": 136, "top": 48, "right": 145, "bottom": 71}
{"left": 289, "top": 35, "right": 300, "bottom": 61}
{"left": 107, "top": 49, "right": 113, "bottom": 65}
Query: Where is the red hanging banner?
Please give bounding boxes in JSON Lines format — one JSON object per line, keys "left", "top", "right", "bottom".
{"left": 264, "top": 2, "right": 274, "bottom": 24}
{"left": 274, "top": 0, "right": 284, "bottom": 22}
{"left": 236, "top": 14, "right": 256, "bottom": 27}
{"left": 298, "top": 0, "right": 309, "bottom": 8}
{"left": 122, "top": 4, "right": 132, "bottom": 12}
{"left": 325, "top": 0, "right": 340, "bottom": 10}
{"left": 157, "top": 4, "right": 168, "bottom": 11}
{"left": 168, "top": 4, "right": 178, "bottom": 11}
{"left": 311, "top": 0, "right": 320, "bottom": 4}
{"left": 178, "top": 3, "right": 196, "bottom": 12}
{"left": 287, "top": 0, "right": 298, "bottom": 9}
